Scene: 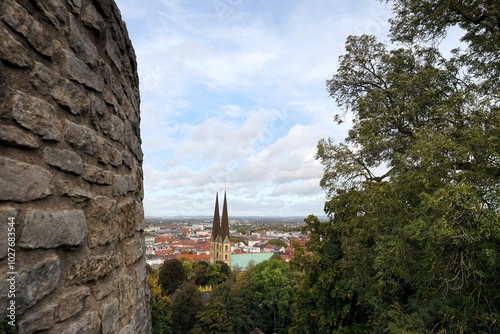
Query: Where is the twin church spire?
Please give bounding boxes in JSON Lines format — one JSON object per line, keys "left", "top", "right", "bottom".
{"left": 210, "top": 191, "right": 231, "bottom": 266}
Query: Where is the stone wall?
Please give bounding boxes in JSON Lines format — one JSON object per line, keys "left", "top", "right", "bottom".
{"left": 0, "top": 0, "right": 151, "bottom": 333}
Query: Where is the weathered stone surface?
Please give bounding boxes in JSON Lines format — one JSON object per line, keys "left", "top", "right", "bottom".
{"left": 57, "top": 180, "right": 92, "bottom": 203}
{"left": 116, "top": 198, "right": 136, "bottom": 240}
{"left": 105, "top": 28, "right": 122, "bottom": 70}
{"left": 0, "top": 206, "right": 17, "bottom": 260}
{"left": 17, "top": 253, "right": 60, "bottom": 314}
{"left": 96, "top": 136, "right": 122, "bottom": 166}
{"left": 0, "top": 25, "right": 31, "bottom": 67}
{"left": 11, "top": 90, "right": 63, "bottom": 141}
{"left": 0, "top": 125, "right": 39, "bottom": 149}
{"left": 56, "top": 286, "right": 90, "bottom": 322}
{"left": 82, "top": 164, "right": 113, "bottom": 185}
{"left": 18, "top": 303, "right": 57, "bottom": 334}
{"left": 86, "top": 196, "right": 118, "bottom": 248}
{"left": 43, "top": 147, "right": 83, "bottom": 174}
{"left": 123, "top": 239, "right": 143, "bottom": 266}
{"left": 30, "top": 62, "right": 88, "bottom": 115}
{"left": 82, "top": 3, "right": 104, "bottom": 32}
{"left": 66, "top": 253, "right": 119, "bottom": 284}
{"left": 32, "top": 0, "right": 67, "bottom": 31}
{"left": 69, "top": 16, "right": 100, "bottom": 67}
{"left": 135, "top": 200, "right": 146, "bottom": 232}
{"left": 54, "top": 311, "right": 100, "bottom": 334}
{"left": 118, "top": 275, "right": 137, "bottom": 316}
{"left": 118, "top": 325, "right": 134, "bottom": 334}
{"left": 1, "top": 0, "right": 150, "bottom": 331}
{"left": 1, "top": 0, "right": 59, "bottom": 57}
{"left": 121, "top": 150, "right": 134, "bottom": 169}
{"left": 113, "top": 174, "right": 128, "bottom": 196}
{"left": 65, "top": 120, "right": 98, "bottom": 155}
{"left": 109, "top": 115, "right": 125, "bottom": 141}
{"left": 134, "top": 260, "right": 147, "bottom": 284}
{"left": 65, "top": 51, "right": 104, "bottom": 91}
{"left": 89, "top": 274, "right": 118, "bottom": 301}
{"left": 20, "top": 209, "right": 87, "bottom": 249}
{"left": 101, "top": 298, "right": 119, "bottom": 334}
{"left": 0, "top": 157, "right": 54, "bottom": 202}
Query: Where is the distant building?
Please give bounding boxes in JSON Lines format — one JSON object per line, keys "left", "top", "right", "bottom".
{"left": 210, "top": 192, "right": 231, "bottom": 266}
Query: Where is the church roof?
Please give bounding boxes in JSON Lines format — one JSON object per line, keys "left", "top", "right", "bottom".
{"left": 220, "top": 191, "right": 230, "bottom": 242}
{"left": 211, "top": 192, "right": 220, "bottom": 241}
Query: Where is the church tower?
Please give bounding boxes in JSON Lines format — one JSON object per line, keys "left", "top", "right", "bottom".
{"left": 210, "top": 191, "right": 231, "bottom": 267}
{"left": 210, "top": 192, "right": 220, "bottom": 264}
{"left": 219, "top": 191, "right": 231, "bottom": 266}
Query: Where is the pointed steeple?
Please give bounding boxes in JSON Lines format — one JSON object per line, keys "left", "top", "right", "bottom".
{"left": 220, "top": 191, "right": 230, "bottom": 242}
{"left": 211, "top": 192, "right": 220, "bottom": 242}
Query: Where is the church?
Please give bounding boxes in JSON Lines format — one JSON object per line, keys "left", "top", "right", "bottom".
{"left": 210, "top": 191, "right": 231, "bottom": 266}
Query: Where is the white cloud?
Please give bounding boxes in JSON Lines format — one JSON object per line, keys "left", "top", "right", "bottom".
{"left": 115, "top": 0, "right": 394, "bottom": 217}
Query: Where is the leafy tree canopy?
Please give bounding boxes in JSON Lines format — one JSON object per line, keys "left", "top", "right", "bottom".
{"left": 159, "top": 259, "right": 188, "bottom": 295}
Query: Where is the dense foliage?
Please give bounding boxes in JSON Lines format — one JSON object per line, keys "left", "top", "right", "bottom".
{"left": 303, "top": 0, "right": 499, "bottom": 332}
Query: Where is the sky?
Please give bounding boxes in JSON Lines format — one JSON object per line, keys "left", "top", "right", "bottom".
{"left": 114, "top": 0, "right": 394, "bottom": 217}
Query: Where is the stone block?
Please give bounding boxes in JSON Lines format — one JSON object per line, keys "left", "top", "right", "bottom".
{"left": 30, "top": 62, "right": 88, "bottom": 115}
{"left": 18, "top": 303, "right": 57, "bottom": 334}
{"left": 121, "top": 150, "right": 134, "bottom": 169}
{"left": 116, "top": 198, "right": 136, "bottom": 241}
{"left": 0, "top": 157, "right": 54, "bottom": 202}
{"left": 134, "top": 260, "right": 147, "bottom": 284}
{"left": 57, "top": 180, "right": 92, "bottom": 203}
{"left": 109, "top": 115, "right": 125, "bottom": 141}
{"left": 69, "top": 15, "right": 100, "bottom": 67}
{"left": 86, "top": 196, "right": 118, "bottom": 248}
{"left": 105, "top": 29, "right": 122, "bottom": 70}
{"left": 101, "top": 298, "right": 119, "bottom": 334}
{"left": 0, "top": 206, "right": 17, "bottom": 260}
{"left": 89, "top": 274, "right": 118, "bottom": 301}
{"left": 65, "top": 120, "right": 98, "bottom": 155}
{"left": 56, "top": 286, "right": 90, "bottom": 322}
{"left": 1, "top": 0, "right": 59, "bottom": 58}
{"left": 66, "top": 253, "right": 119, "bottom": 284}
{"left": 118, "top": 325, "right": 133, "bottom": 334}
{"left": 96, "top": 137, "right": 122, "bottom": 166}
{"left": 0, "top": 24, "right": 31, "bottom": 67}
{"left": 53, "top": 311, "right": 100, "bottom": 334}
{"left": 82, "top": 164, "right": 113, "bottom": 185}
{"left": 118, "top": 275, "right": 137, "bottom": 316}
{"left": 123, "top": 239, "right": 143, "bottom": 266}
{"left": 64, "top": 50, "right": 104, "bottom": 92}
{"left": 11, "top": 90, "right": 63, "bottom": 141}
{"left": 82, "top": 3, "right": 104, "bottom": 33}
{"left": 20, "top": 209, "right": 87, "bottom": 249}
{"left": 68, "top": 0, "right": 82, "bottom": 15}
{"left": 32, "top": 0, "right": 67, "bottom": 31}
{"left": 113, "top": 174, "right": 128, "bottom": 197}
{"left": 0, "top": 125, "right": 39, "bottom": 149}
{"left": 43, "top": 147, "right": 83, "bottom": 174}
{"left": 17, "top": 253, "right": 60, "bottom": 314}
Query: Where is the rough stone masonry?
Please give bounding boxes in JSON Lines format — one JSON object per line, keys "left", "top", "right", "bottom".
{"left": 0, "top": 0, "right": 152, "bottom": 333}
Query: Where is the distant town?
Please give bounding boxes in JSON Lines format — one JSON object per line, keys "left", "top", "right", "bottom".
{"left": 144, "top": 216, "right": 319, "bottom": 268}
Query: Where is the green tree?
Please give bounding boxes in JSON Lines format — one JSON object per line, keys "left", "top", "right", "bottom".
{"left": 193, "top": 261, "right": 209, "bottom": 286}
{"left": 290, "top": 215, "right": 369, "bottom": 334}
{"left": 315, "top": 31, "right": 499, "bottom": 332}
{"left": 267, "top": 238, "right": 287, "bottom": 248}
{"left": 191, "top": 282, "right": 234, "bottom": 334}
{"left": 250, "top": 259, "right": 294, "bottom": 334}
{"left": 159, "top": 259, "right": 187, "bottom": 295}
{"left": 384, "top": 0, "right": 500, "bottom": 93}
{"left": 147, "top": 269, "right": 173, "bottom": 334}
{"left": 171, "top": 281, "right": 203, "bottom": 334}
